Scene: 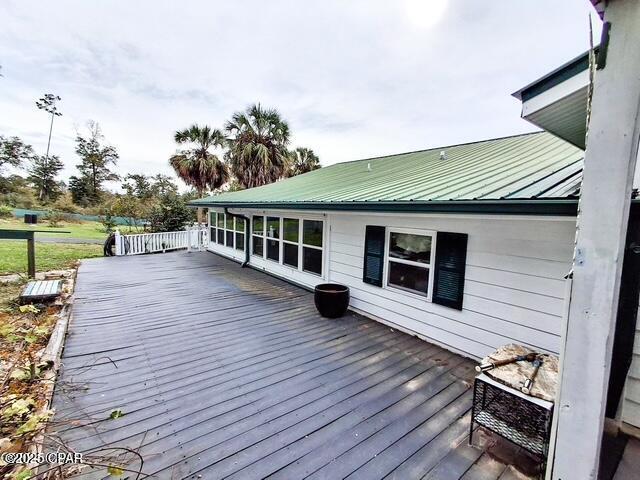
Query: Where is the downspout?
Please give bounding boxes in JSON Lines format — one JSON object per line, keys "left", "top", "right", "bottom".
{"left": 224, "top": 207, "right": 250, "bottom": 267}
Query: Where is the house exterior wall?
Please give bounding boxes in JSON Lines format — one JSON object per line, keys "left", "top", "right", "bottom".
{"left": 622, "top": 311, "right": 640, "bottom": 430}
{"left": 207, "top": 208, "right": 331, "bottom": 290}
{"left": 207, "top": 207, "right": 576, "bottom": 360}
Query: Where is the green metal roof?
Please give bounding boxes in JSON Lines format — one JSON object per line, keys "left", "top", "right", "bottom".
{"left": 192, "top": 131, "right": 584, "bottom": 215}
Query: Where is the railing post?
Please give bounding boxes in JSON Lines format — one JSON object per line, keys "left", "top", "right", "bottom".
{"left": 115, "top": 229, "right": 123, "bottom": 256}
{"left": 187, "top": 225, "right": 192, "bottom": 253}
{"left": 27, "top": 232, "right": 36, "bottom": 278}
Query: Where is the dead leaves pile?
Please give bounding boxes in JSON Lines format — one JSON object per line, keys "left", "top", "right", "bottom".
{"left": 0, "top": 295, "right": 60, "bottom": 479}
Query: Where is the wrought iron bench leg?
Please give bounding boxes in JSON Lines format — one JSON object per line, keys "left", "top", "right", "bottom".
{"left": 469, "top": 378, "right": 478, "bottom": 446}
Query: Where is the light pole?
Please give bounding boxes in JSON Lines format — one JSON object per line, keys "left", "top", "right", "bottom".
{"left": 35, "top": 93, "right": 62, "bottom": 201}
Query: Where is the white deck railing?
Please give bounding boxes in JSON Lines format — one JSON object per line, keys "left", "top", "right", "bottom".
{"left": 114, "top": 225, "right": 208, "bottom": 256}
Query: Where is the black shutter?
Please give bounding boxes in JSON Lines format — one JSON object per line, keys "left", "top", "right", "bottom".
{"left": 363, "top": 225, "right": 386, "bottom": 286}
{"left": 433, "top": 232, "right": 468, "bottom": 310}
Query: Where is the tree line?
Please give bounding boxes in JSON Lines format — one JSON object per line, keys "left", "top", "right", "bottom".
{"left": 1, "top": 97, "right": 320, "bottom": 230}
{"left": 0, "top": 121, "right": 137, "bottom": 210}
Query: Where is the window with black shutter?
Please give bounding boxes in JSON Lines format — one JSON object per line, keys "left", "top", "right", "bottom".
{"left": 432, "top": 232, "right": 468, "bottom": 310}
{"left": 363, "top": 225, "right": 386, "bottom": 286}
{"left": 386, "top": 229, "right": 434, "bottom": 297}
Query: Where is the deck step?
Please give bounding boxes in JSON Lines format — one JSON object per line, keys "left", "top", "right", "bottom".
{"left": 20, "top": 280, "right": 62, "bottom": 303}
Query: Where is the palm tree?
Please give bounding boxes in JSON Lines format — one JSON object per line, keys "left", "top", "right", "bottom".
{"left": 287, "top": 147, "right": 320, "bottom": 177}
{"left": 225, "top": 104, "right": 290, "bottom": 189}
{"left": 169, "top": 124, "right": 229, "bottom": 222}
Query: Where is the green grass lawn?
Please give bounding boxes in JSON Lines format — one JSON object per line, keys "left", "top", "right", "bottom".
{"left": 0, "top": 241, "right": 103, "bottom": 275}
{"left": 0, "top": 218, "right": 141, "bottom": 240}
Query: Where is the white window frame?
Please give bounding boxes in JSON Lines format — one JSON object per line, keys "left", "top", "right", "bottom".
{"left": 264, "top": 216, "right": 281, "bottom": 263}
{"left": 383, "top": 227, "right": 436, "bottom": 301}
{"left": 251, "top": 215, "right": 265, "bottom": 257}
{"left": 211, "top": 212, "right": 243, "bottom": 250}
{"left": 208, "top": 211, "right": 217, "bottom": 246}
{"left": 214, "top": 212, "right": 227, "bottom": 246}
{"left": 301, "top": 219, "right": 324, "bottom": 276}
{"left": 224, "top": 213, "right": 235, "bottom": 249}
{"left": 250, "top": 213, "right": 325, "bottom": 278}
{"left": 282, "top": 217, "right": 301, "bottom": 269}
{"left": 233, "top": 217, "right": 246, "bottom": 252}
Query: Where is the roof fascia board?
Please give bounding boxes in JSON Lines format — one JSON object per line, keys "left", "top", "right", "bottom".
{"left": 521, "top": 70, "right": 589, "bottom": 118}
{"left": 190, "top": 200, "right": 580, "bottom": 216}
{"left": 207, "top": 206, "right": 576, "bottom": 222}
{"left": 513, "top": 50, "right": 592, "bottom": 101}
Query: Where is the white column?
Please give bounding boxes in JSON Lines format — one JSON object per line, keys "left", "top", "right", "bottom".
{"left": 551, "top": 1, "right": 640, "bottom": 478}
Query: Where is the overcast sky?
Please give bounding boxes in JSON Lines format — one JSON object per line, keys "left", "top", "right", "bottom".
{"left": 1, "top": 0, "right": 601, "bottom": 191}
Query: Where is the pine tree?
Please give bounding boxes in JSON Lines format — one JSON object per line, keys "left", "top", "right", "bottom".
{"left": 73, "top": 121, "right": 119, "bottom": 204}
{"left": 27, "top": 154, "right": 64, "bottom": 203}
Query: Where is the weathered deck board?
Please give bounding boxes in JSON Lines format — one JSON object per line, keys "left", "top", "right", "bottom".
{"left": 51, "top": 251, "right": 535, "bottom": 479}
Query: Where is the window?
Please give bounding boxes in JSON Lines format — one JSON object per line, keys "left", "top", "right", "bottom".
{"left": 235, "top": 217, "right": 245, "bottom": 251}
{"left": 216, "top": 213, "right": 225, "bottom": 244}
{"left": 252, "top": 216, "right": 264, "bottom": 256}
{"left": 302, "top": 220, "right": 323, "bottom": 275}
{"left": 386, "top": 229, "right": 435, "bottom": 297}
{"left": 212, "top": 213, "right": 240, "bottom": 248}
{"left": 209, "top": 212, "right": 217, "bottom": 245}
{"left": 249, "top": 215, "right": 324, "bottom": 277}
{"left": 283, "top": 218, "right": 299, "bottom": 267}
{"left": 225, "top": 214, "right": 234, "bottom": 247}
{"left": 266, "top": 217, "right": 280, "bottom": 262}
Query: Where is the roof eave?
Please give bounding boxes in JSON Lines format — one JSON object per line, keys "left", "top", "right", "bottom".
{"left": 512, "top": 49, "right": 594, "bottom": 102}
{"left": 189, "top": 199, "right": 581, "bottom": 216}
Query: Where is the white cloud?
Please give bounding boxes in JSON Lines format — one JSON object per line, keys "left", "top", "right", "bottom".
{"left": 0, "top": 0, "right": 601, "bottom": 192}
{"left": 404, "top": 0, "right": 449, "bottom": 29}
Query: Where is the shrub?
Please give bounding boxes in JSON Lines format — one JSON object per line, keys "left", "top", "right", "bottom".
{"left": 0, "top": 189, "right": 38, "bottom": 209}
{"left": 51, "top": 194, "right": 80, "bottom": 213}
{"left": 0, "top": 204, "right": 13, "bottom": 218}
{"left": 44, "top": 210, "right": 73, "bottom": 227}
{"left": 109, "top": 195, "right": 150, "bottom": 232}
{"left": 99, "top": 212, "right": 117, "bottom": 234}
{"left": 148, "top": 194, "right": 193, "bottom": 232}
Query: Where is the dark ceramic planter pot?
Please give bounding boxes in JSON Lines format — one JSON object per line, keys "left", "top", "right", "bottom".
{"left": 314, "top": 283, "right": 350, "bottom": 318}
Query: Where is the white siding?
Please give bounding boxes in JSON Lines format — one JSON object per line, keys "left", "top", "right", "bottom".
{"left": 622, "top": 316, "right": 640, "bottom": 429}
{"left": 207, "top": 207, "right": 575, "bottom": 360}
{"left": 328, "top": 212, "right": 574, "bottom": 359}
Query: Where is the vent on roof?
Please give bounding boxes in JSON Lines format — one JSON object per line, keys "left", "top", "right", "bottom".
{"left": 367, "top": 162, "right": 371, "bottom": 172}
{"left": 440, "top": 151, "right": 447, "bottom": 161}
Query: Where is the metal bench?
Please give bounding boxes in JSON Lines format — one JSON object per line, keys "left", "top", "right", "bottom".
{"left": 0, "top": 228, "right": 70, "bottom": 277}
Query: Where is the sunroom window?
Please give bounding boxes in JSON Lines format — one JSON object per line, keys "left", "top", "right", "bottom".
{"left": 252, "top": 216, "right": 264, "bottom": 256}
{"left": 216, "top": 213, "right": 225, "bottom": 245}
{"left": 283, "top": 218, "right": 299, "bottom": 268}
{"left": 225, "top": 214, "right": 234, "bottom": 247}
{"left": 302, "top": 220, "right": 323, "bottom": 275}
{"left": 248, "top": 215, "right": 324, "bottom": 277}
{"left": 209, "top": 212, "right": 217, "bottom": 244}
{"left": 386, "top": 230, "right": 434, "bottom": 297}
{"left": 235, "top": 217, "right": 245, "bottom": 251}
{"left": 266, "top": 217, "right": 280, "bottom": 262}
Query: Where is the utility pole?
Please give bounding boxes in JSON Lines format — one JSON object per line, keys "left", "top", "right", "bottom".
{"left": 35, "top": 93, "right": 62, "bottom": 201}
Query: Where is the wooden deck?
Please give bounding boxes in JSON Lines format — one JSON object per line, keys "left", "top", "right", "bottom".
{"left": 51, "top": 251, "right": 537, "bottom": 479}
